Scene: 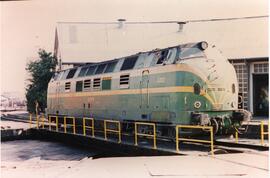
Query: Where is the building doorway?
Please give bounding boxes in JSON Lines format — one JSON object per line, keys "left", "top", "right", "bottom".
{"left": 253, "top": 74, "right": 269, "bottom": 117}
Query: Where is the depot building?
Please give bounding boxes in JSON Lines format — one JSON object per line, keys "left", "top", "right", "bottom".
{"left": 229, "top": 57, "right": 268, "bottom": 117}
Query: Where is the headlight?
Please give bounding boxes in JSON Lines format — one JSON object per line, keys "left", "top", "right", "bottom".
{"left": 199, "top": 41, "right": 208, "bottom": 50}
{"left": 194, "top": 101, "right": 202, "bottom": 109}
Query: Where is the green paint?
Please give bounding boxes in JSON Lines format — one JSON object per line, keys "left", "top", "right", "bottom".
{"left": 47, "top": 70, "right": 234, "bottom": 125}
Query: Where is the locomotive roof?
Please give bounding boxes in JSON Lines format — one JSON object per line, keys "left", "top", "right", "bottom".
{"left": 63, "top": 41, "right": 202, "bottom": 70}
{"left": 55, "top": 41, "right": 207, "bottom": 80}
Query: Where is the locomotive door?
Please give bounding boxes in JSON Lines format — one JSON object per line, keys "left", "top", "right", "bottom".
{"left": 140, "top": 70, "right": 150, "bottom": 119}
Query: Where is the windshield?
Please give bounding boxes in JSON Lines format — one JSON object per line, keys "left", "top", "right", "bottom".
{"left": 178, "top": 47, "right": 205, "bottom": 60}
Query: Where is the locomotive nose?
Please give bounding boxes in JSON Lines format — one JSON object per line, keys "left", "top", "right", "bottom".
{"left": 180, "top": 44, "right": 238, "bottom": 111}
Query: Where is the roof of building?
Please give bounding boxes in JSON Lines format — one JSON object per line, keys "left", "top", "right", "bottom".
{"left": 56, "top": 18, "right": 268, "bottom": 62}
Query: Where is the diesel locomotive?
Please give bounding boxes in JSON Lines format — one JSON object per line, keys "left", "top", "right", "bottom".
{"left": 47, "top": 41, "right": 250, "bottom": 137}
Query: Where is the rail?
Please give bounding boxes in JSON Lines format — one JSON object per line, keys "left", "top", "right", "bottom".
{"left": 135, "top": 122, "right": 156, "bottom": 149}
{"left": 83, "top": 117, "right": 95, "bottom": 137}
{"left": 64, "top": 116, "right": 76, "bottom": 134}
{"left": 49, "top": 115, "right": 59, "bottom": 131}
{"left": 176, "top": 125, "right": 214, "bottom": 155}
{"left": 261, "top": 121, "right": 269, "bottom": 146}
{"left": 104, "top": 120, "right": 121, "bottom": 143}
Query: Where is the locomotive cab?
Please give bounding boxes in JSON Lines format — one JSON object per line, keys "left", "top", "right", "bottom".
{"left": 176, "top": 42, "right": 251, "bottom": 134}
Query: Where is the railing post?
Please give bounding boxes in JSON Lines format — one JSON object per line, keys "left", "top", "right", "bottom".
{"left": 235, "top": 131, "right": 238, "bottom": 143}
{"left": 118, "top": 122, "right": 121, "bottom": 143}
{"left": 153, "top": 124, "right": 157, "bottom": 149}
{"left": 83, "top": 118, "right": 86, "bottom": 136}
{"left": 64, "top": 117, "right": 67, "bottom": 133}
{"left": 210, "top": 127, "right": 214, "bottom": 156}
{"left": 176, "top": 126, "right": 179, "bottom": 152}
{"left": 261, "top": 121, "right": 264, "bottom": 145}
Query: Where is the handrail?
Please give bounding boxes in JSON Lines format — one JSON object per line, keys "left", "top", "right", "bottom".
{"left": 135, "top": 122, "right": 156, "bottom": 149}
{"left": 83, "top": 117, "right": 95, "bottom": 137}
{"left": 64, "top": 116, "right": 76, "bottom": 134}
{"left": 49, "top": 115, "right": 59, "bottom": 132}
{"left": 176, "top": 125, "right": 214, "bottom": 155}
{"left": 104, "top": 120, "right": 121, "bottom": 143}
{"left": 261, "top": 121, "right": 269, "bottom": 145}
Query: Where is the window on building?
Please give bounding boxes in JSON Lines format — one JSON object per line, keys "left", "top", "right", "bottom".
{"left": 83, "top": 79, "right": 91, "bottom": 90}
{"left": 95, "top": 64, "right": 107, "bottom": 74}
{"left": 65, "top": 82, "right": 71, "bottom": 92}
{"left": 104, "top": 61, "right": 117, "bottom": 73}
{"left": 254, "top": 63, "right": 269, "bottom": 73}
{"left": 78, "top": 67, "right": 88, "bottom": 77}
{"left": 76, "top": 81, "right": 83, "bottom": 92}
{"left": 93, "top": 78, "right": 101, "bottom": 90}
{"left": 66, "top": 69, "right": 77, "bottom": 79}
{"left": 120, "top": 74, "right": 130, "bottom": 89}
{"left": 233, "top": 63, "right": 248, "bottom": 109}
{"left": 86, "top": 66, "right": 97, "bottom": 76}
{"left": 120, "top": 56, "right": 138, "bottom": 71}
{"left": 102, "top": 77, "right": 112, "bottom": 90}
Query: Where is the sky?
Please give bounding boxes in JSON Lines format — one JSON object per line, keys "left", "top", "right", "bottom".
{"left": 0, "top": 0, "right": 268, "bottom": 97}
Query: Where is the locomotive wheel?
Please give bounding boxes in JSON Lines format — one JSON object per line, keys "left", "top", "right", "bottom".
{"left": 211, "top": 118, "right": 219, "bottom": 134}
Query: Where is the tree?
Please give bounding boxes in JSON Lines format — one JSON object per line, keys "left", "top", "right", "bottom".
{"left": 26, "top": 49, "right": 57, "bottom": 113}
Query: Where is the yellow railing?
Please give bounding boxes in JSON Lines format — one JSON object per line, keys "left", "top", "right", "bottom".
{"left": 135, "top": 122, "right": 156, "bottom": 149}
{"left": 104, "top": 120, "right": 121, "bottom": 143}
{"left": 64, "top": 116, "right": 76, "bottom": 134}
{"left": 83, "top": 117, "right": 95, "bottom": 137}
{"left": 261, "top": 121, "right": 269, "bottom": 146}
{"left": 49, "top": 116, "right": 59, "bottom": 131}
{"left": 235, "top": 131, "right": 239, "bottom": 143}
{"left": 176, "top": 125, "right": 214, "bottom": 155}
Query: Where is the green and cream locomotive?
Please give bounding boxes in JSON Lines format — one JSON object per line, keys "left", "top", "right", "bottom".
{"left": 47, "top": 41, "right": 250, "bottom": 137}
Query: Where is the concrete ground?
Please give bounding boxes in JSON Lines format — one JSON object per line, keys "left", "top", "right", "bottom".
{"left": 1, "top": 117, "right": 269, "bottom": 178}
{"left": 0, "top": 120, "right": 29, "bottom": 130}
{"left": 1, "top": 139, "right": 269, "bottom": 178}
